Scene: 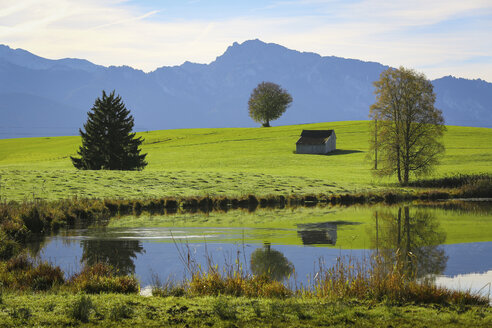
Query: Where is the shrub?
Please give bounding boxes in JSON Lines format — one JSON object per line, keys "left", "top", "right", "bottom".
{"left": 0, "top": 234, "right": 21, "bottom": 261}
{"left": 188, "top": 270, "right": 291, "bottom": 298}
{"left": 69, "top": 295, "right": 94, "bottom": 323}
{"left": 1, "top": 220, "right": 29, "bottom": 243}
{"left": 250, "top": 276, "right": 291, "bottom": 298}
{"left": 198, "top": 197, "right": 213, "bottom": 211}
{"left": 70, "top": 263, "right": 139, "bottom": 294}
{"left": 29, "top": 262, "right": 65, "bottom": 291}
{"left": 152, "top": 280, "right": 186, "bottom": 297}
{"left": 165, "top": 199, "right": 178, "bottom": 209}
{"left": 5, "top": 254, "right": 32, "bottom": 271}
{"left": 20, "top": 207, "right": 45, "bottom": 233}
{"left": 103, "top": 200, "right": 119, "bottom": 215}
{"left": 1, "top": 256, "right": 64, "bottom": 291}
{"left": 408, "top": 173, "right": 492, "bottom": 189}
{"left": 460, "top": 178, "right": 492, "bottom": 198}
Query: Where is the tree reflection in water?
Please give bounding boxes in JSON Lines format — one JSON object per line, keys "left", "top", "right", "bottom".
{"left": 250, "top": 243, "right": 294, "bottom": 281}
{"left": 25, "top": 235, "right": 49, "bottom": 258}
{"left": 26, "top": 231, "right": 79, "bottom": 258}
{"left": 81, "top": 239, "right": 145, "bottom": 275}
{"left": 371, "top": 206, "right": 448, "bottom": 278}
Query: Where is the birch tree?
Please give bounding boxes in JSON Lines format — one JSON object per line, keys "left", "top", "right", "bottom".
{"left": 369, "top": 67, "right": 445, "bottom": 184}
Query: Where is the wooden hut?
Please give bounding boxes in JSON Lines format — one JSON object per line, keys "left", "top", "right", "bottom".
{"left": 296, "top": 130, "right": 336, "bottom": 154}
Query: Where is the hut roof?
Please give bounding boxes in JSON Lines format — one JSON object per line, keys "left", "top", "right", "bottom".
{"left": 296, "top": 130, "right": 334, "bottom": 145}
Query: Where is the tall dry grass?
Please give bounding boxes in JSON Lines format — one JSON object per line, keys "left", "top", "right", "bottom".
{"left": 152, "top": 243, "right": 489, "bottom": 306}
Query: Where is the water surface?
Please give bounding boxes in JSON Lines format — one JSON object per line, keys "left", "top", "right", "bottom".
{"left": 32, "top": 202, "right": 492, "bottom": 298}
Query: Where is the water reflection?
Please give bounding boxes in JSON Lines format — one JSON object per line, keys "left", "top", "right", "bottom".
{"left": 25, "top": 235, "right": 49, "bottom": 258}
{"left": 81, "top": 239, "right": 145, "bottom": 275}
{"left": 250, "top": 243, "right": 294, "bottom": 281}
{"left": 28, "top": 203, "right": 492, "bottom": 298}
{"left": 372, "top": 207, "right": 448, "bottom": 278}
{"left": 297, "top": 221, "right": 360, "bottom": 246}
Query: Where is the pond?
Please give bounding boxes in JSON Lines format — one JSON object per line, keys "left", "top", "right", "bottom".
{"left": 30, "top": 202, "right": 492, "bottom": 298}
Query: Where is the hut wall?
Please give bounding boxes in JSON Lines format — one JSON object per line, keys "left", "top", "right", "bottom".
{"left": 296, "top": 144, "right": 326, "bottom": 154}
{"left": 325, "top": 133, "right": 336, "bottom": 153}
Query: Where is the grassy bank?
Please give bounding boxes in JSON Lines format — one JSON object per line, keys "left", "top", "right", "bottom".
{"left": 0, "top": 183, "right": 489, "bottom": 236}
{"left": 0, "top": 253, "right": 490, "bottom": 326}
{"left": 0, "top": 292, "right": 490, "bottom": 327}
{"left": 1, "top": 121, "right": 491, "bottom": 201}
{"left": 3, "top": 198, "right": 492, "bottom": 251}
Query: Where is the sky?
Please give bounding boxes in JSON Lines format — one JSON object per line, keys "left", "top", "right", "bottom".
{"left": 1, "top": 0, "right": 492, "bottom": 81}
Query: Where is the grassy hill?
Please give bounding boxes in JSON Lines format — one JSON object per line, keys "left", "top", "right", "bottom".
{"left": 0, "top": 121, "right": 491, "bottom": 201}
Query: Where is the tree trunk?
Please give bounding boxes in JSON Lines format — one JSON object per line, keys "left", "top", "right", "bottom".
{"left": 374, "top": 119, "right": 378, "bottom": 170}
{"left": 403, "top": 132, "right": 410, "bottom": 184}
{"left": 262, "top": 120, "right": 270, "bottom": 127}
{"left": 403, "top": 168, "right": 409, "bottom": 185}
{"left": 396, "top": 145, "right": 402, "bottom": 183}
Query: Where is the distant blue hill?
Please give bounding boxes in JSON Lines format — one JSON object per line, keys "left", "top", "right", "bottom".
{"left": 1, "top": 40, "right": 491, "bottom": 138}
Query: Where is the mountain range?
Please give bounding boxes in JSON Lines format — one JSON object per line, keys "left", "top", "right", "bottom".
{"left": 1, "top": 39, "right": 491, "bottom": 138}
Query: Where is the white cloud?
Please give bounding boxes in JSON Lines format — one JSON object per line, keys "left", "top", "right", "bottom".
{"left": 91, "top": 10, "right": 160, "bottom": 30}
{"left": 0, "top": 0, "right": 491, "bottom": 81}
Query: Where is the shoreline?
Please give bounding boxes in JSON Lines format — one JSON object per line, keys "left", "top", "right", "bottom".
{"left": 0, "top": 188, "right": 491, "bottom": 238}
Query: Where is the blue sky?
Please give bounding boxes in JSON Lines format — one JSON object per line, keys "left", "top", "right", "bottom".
{"left": 1, "top": 0, "right": 491, "bottom": 81}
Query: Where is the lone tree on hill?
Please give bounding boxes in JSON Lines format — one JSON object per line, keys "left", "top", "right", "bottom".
{"left": 369, "top": 67, "right": 445, "bottom": 185}
{"left": 71, "top": 90, "right": 147, "bottom": 170}
{"left": 248, "top": 82, "right": 292, "bottom": 127}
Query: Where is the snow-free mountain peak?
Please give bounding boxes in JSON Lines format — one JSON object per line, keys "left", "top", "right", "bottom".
{"left": 0, "top": 44, "right": 102, "bottom": 72}
{"left": 1, "top": 40, "right": 491, "bottom": 138}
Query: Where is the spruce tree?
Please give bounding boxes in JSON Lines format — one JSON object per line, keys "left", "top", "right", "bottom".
{"left": 71, "top": 91, "right": 147, "bottom": 170}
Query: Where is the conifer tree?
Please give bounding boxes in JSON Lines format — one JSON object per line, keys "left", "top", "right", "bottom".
{"left": 71, "top": 91, "right": 147, "bottom": 170}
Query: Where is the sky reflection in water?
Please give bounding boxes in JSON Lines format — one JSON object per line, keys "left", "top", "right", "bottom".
{"left": 32, "top": 204, "right": 492, "bottom": 298}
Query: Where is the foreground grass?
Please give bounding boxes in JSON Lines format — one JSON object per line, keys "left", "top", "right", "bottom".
{"left": 1, "top": 121, "right": 491, "bottom": 201}
{"left": 0, "top": 292, "right": 490, "bottom": 327}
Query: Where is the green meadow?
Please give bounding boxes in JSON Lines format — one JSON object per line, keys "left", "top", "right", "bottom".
{"left": 0, "top": 121, "right": 492, "bottom": 201}
{"left": 1, "top": 293, "right": 490, "bottom": 327}
{"left": 1, "top": 121, "right": 492, "bottom": 324}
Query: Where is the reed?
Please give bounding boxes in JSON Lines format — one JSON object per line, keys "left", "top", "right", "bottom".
{"left": 0, "top": 245, "right": 487, "bottom": 306}
{"left": 304, "top": 254, "right": 487, "bottom": 305}
{"left": 156, "top": 242, "right": 489, "bottom": 306}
